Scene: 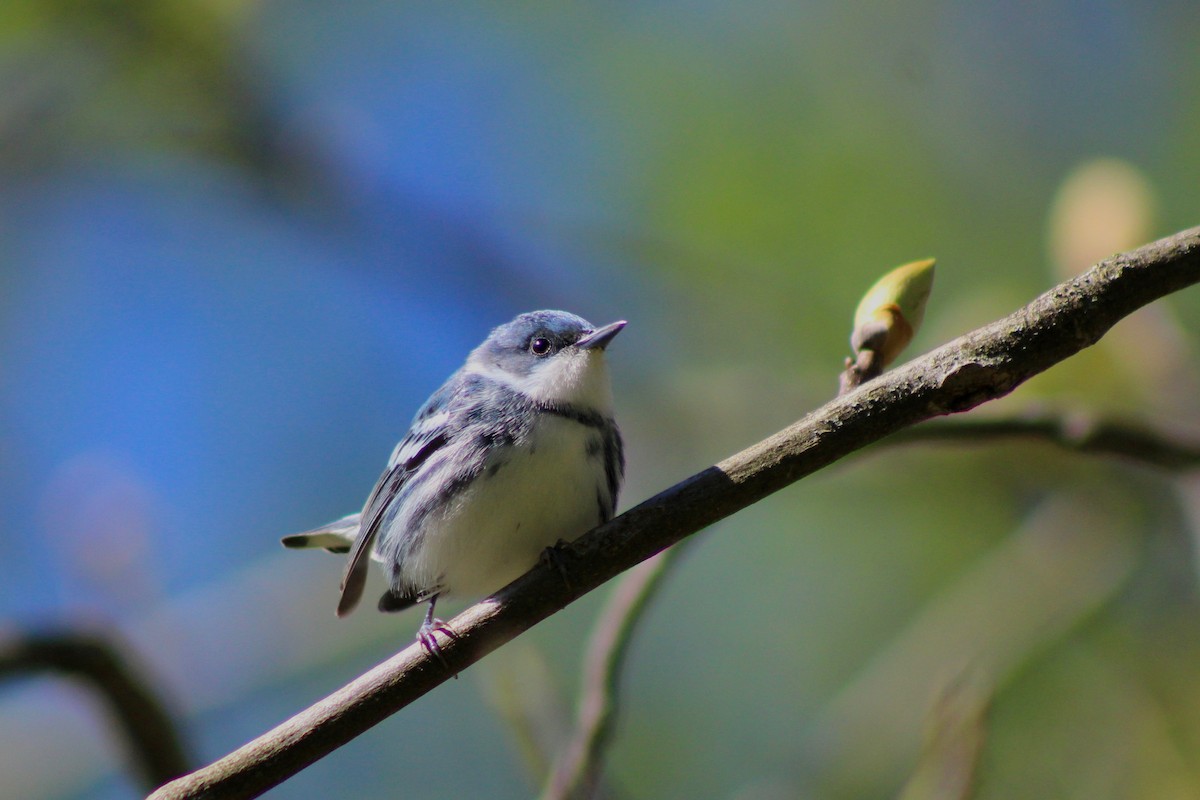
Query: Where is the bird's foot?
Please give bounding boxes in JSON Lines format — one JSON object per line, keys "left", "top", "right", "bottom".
{"left": 539, "top": 539, "right": 575, "bottom": 590}
{"left": 417, "top": 617, "right": 459, "bottom": 673}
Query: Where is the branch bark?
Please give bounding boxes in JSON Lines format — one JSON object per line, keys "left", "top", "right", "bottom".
{"left": 149, "top": 226, "right": 1200, "bottom": 800}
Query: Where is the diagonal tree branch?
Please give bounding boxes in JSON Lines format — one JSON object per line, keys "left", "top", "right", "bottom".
{"left": 149, "top": 226, "right": 1200, "bottom": 800}
{"left": 536, "top": 409, "right": 1200, "bottom": 800}
{"left": 534, "top": 372, "right": 1200, "bottom": 798}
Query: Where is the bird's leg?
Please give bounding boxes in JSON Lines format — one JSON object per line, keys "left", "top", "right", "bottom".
{"left": 416, "top": 595, "right": 458, "bottom": 669}
{"left": 539, "top": 539, "right": 575, "bottom": 590}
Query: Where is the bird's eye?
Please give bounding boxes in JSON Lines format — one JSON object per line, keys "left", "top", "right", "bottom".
{"left": 530, "top": 337, "right": 552, "bottom": 356}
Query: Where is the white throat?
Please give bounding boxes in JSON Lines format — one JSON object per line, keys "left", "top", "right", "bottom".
{"left": 469, "top": 349, "right": 614, "bottom": 413}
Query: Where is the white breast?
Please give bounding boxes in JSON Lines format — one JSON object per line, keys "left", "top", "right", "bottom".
{"left": 398, "top": 414, "right": 608, "bottom": 598}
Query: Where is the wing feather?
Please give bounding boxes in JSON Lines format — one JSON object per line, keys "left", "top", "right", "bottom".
{"left": 335, "top": 429, "right": 451, "bottom": 617}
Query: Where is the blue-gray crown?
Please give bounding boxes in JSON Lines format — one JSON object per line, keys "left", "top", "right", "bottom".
{"left": 473, "top": 310, "right": 625, "bottom": 376}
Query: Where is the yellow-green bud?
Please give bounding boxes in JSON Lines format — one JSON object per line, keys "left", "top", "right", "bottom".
{"left": 851, "top": 258, "right": 935, "bottom": 368}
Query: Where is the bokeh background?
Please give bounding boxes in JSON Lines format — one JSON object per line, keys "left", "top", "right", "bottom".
{"left": 3, "top": 1, "right": 1200, "bottom": 798}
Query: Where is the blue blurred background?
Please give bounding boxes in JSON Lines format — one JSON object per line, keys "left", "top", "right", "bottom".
{"left": 2, "top": 1, "right": 1200, "bottom": 798}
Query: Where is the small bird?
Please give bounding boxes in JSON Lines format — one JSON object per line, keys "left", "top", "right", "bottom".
{"left": 283, "top": 310, "right": 626, "bottom": 657}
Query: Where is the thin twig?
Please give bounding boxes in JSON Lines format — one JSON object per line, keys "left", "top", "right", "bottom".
{"left": 0, "top": 627, "right": 192, "bottom": 791}
{"left": 478, "top": 645, "right": 570, "bottom": 782}
{"left": 149, "top": 226, "right": 1200, "bottom": 800}
{"left": 840, "top": 343, "right": 886, "bottom": 394}
{"left": 889, "top": 412, "right": 1200, "bottom": 470}
{"left": 541, "top": 548, "right": 684, "bottom": 800}
{"left": 897, "top": 670, "right": 992, "bottom": 800}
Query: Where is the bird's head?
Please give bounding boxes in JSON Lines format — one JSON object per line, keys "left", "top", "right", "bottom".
{"left": 468, "top": 310, "right": 626, "bottom": 411}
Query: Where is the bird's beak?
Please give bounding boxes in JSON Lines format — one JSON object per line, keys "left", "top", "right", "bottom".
{"left": 576, "top": 320, "right": 627, "bottom": 351}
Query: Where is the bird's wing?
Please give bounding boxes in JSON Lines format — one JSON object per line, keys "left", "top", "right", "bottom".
{"left": 336, "top": 461, "right": 401, "bottom": 617}
{"left": 336, "top": 427, "right": 452, "bottom": 617}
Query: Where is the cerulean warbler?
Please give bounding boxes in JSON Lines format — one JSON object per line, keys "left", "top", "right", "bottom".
{"left": 283, "top": 310, "right": 626, "bottom": 655}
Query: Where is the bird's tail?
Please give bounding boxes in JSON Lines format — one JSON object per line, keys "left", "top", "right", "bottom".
{"left": 280, "top": 513, "right": 362, "bottom": 554}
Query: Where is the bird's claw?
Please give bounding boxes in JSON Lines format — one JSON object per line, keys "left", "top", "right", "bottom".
{"left": 417, "top": 617, "right": 459, "bottom": 674}
{"left": 539, "top": 539, "right": 574, "bottom": 590}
